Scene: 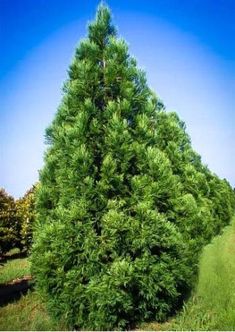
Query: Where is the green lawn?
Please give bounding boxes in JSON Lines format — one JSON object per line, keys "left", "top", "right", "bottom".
{"left": 0, "top": 257, "right": 30, "bottom": 284}
{"left": 0, "top": 253, "right": 65, "bottom": 331}
{"left": 0, "top": 291, "right": 65, "bottom": 331}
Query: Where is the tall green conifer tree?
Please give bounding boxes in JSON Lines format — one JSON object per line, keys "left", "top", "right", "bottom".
{"left": 31, "top": 4, "right": 235, "bottom": 330}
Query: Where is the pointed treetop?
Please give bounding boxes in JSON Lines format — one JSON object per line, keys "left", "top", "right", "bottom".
{"left": 88, "top": 2, "right": 116, "bottom": 45}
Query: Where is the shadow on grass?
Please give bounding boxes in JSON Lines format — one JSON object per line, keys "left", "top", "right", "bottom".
{"left": 0, "top": 277, "right": 34, "bottom": 307}
{"left": 0, "top": 251, "right": 28, "bottom": 265}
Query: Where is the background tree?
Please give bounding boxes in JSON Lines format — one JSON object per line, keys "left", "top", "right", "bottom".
{"left": 15, "top": 184, "right": 37, "bottom": 253}
{"left": 0, "top": 188, "right": 19, "bottom": 256}
{"left": 155, "top": 110, "right": 235, "bottom": 276}
{"left": 31, "top": 4, "right": 235, "bottom": 330}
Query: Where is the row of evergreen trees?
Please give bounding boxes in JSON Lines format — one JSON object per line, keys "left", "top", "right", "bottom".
{"left": 31, "top": 4, "right": 235, "bottom": 330}
{"left": 0, "top": 186, "right": 36, "bottom": 256}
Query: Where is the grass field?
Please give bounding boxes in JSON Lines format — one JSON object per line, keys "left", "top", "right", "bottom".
{"left": 0, "top": 257, "right": 30, "bottom": 284}
{"left": 1, "top": 216, "right": 235, "bottom": 330}
{"left": 0, "top": 253, "right": 64, "bottom": 331}
{"left": 0, "top": 291, "right": 65, "bottom": 331}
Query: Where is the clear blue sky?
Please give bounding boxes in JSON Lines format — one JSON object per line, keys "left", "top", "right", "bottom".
{"left": 0, "top": 0, "right": 234, "bottom": 198}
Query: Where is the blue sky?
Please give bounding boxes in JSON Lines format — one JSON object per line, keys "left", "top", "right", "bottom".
{"left": 0, "top": 0, "right": 234, "bottom": 198}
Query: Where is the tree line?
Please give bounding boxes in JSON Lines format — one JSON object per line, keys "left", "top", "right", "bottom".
{"left": 0, "top": 185, "right": 36, "bottom": 256}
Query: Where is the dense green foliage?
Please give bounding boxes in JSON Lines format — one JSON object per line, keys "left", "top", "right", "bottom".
{"left": 1, "top": 218, "right": 235, "bottom": 331}
{"left": 31, "top": 4, "right": 235, "bottom": 330}
{"left": 154, "top": 111, "right": 235, "bottom": 279}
